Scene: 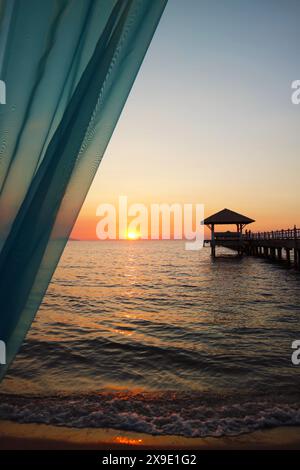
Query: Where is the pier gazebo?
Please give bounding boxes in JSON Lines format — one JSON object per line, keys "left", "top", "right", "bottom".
{"left": 204, "top": 208, "right": 255, "bottom": 257}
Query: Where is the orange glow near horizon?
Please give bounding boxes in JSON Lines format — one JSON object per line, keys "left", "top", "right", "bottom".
{"left": 70, "top": 202, "right": 300, "bottom": 241}
{"left": 127, "top": 230, "right": 140, "bottom": 240}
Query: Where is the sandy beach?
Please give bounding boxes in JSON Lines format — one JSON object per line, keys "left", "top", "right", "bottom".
{"left": 0, "top": 421, "right": 300, "bottom": 450}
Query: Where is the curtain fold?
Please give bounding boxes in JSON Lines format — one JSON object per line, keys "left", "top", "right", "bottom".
{"left": 0, "top": 0, "right": 167, "bottom": 380}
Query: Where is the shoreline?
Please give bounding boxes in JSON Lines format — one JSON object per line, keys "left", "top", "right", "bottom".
{"left": 0, "top": 421, "right": 300, "bottom": 449}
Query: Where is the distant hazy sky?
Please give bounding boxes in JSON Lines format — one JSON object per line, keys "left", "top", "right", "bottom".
{"left": 72, "top": 0, "right": 300, "bottom": 239}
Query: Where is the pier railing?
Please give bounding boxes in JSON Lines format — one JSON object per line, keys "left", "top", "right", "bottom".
{"left": 244, "top": 227, "right": 300, "bottom": 241}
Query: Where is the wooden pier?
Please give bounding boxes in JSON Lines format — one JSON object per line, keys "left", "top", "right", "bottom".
{"left": 243, "top": 227, "right": 300, "bottom": 269}
{"left": 203, "top": 208, "right": 300, "bottom": 269}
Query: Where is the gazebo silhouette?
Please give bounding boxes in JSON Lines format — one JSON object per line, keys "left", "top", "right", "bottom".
{"left": 204, "top": 208, "right": 255, "bottom": 257}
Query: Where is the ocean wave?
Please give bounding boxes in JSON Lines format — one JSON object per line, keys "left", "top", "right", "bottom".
{"left": 1, "top": 391, "right": 300, "bottom": 437}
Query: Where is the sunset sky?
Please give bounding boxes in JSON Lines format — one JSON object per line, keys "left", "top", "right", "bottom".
{"left": 72, "top": 0, "right": 300, "bottom": 240}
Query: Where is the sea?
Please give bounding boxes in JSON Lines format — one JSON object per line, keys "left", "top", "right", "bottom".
{"left": 1, "top": 240, "right": 300, "bottom": 437}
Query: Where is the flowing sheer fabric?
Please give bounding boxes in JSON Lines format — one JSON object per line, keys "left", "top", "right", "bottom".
{"left": 0, "top": 0, "right": 167, "bottom": 379}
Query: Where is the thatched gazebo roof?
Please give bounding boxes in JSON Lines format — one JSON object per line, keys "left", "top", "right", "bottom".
{"left": 204, "top": 208, "right": 255, "bottom": 226}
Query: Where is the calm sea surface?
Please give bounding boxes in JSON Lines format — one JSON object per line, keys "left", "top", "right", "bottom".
{"left": 1, "top": 241, "right": 300, "bottom": 436}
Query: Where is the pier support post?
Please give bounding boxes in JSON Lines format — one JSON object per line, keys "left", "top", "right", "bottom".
{"left": 211, "top": 243, "right": 216, "bottom": 258}
{"left": 294, "top": 249, "right": 298, "bottom": 268}
{"left": 211, "top": 224, "right": 216, "bottom": 258}
{"left": 285, "top": 248, "right": 291, "bottom": 265}
{"left": 277, "top": 247, "right": 282, "bottom": 260}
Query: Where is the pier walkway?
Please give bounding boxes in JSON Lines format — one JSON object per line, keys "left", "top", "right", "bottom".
{"left": 243, "top": 227, "right": 300, "bottom": 269}
{"left": 203, "top": 208, "right": 300, "bottom": 269}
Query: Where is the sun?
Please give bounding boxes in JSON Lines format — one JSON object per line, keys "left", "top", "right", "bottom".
{"left": 127, "top": 230, "right": 140, "bottom": 240}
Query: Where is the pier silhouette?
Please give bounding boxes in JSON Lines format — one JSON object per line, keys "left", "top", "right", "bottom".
{"left": 204, "top": 208, "right": 300, "bottom": 269}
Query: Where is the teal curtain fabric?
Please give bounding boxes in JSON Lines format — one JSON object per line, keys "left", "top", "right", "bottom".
{"left": 0, "top": 0, "right": 167, "bottom": 379}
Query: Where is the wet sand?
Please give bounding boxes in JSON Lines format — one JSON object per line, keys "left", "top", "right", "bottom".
{"left": 0, "top": 420, "right": 300, "bottom": 449}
